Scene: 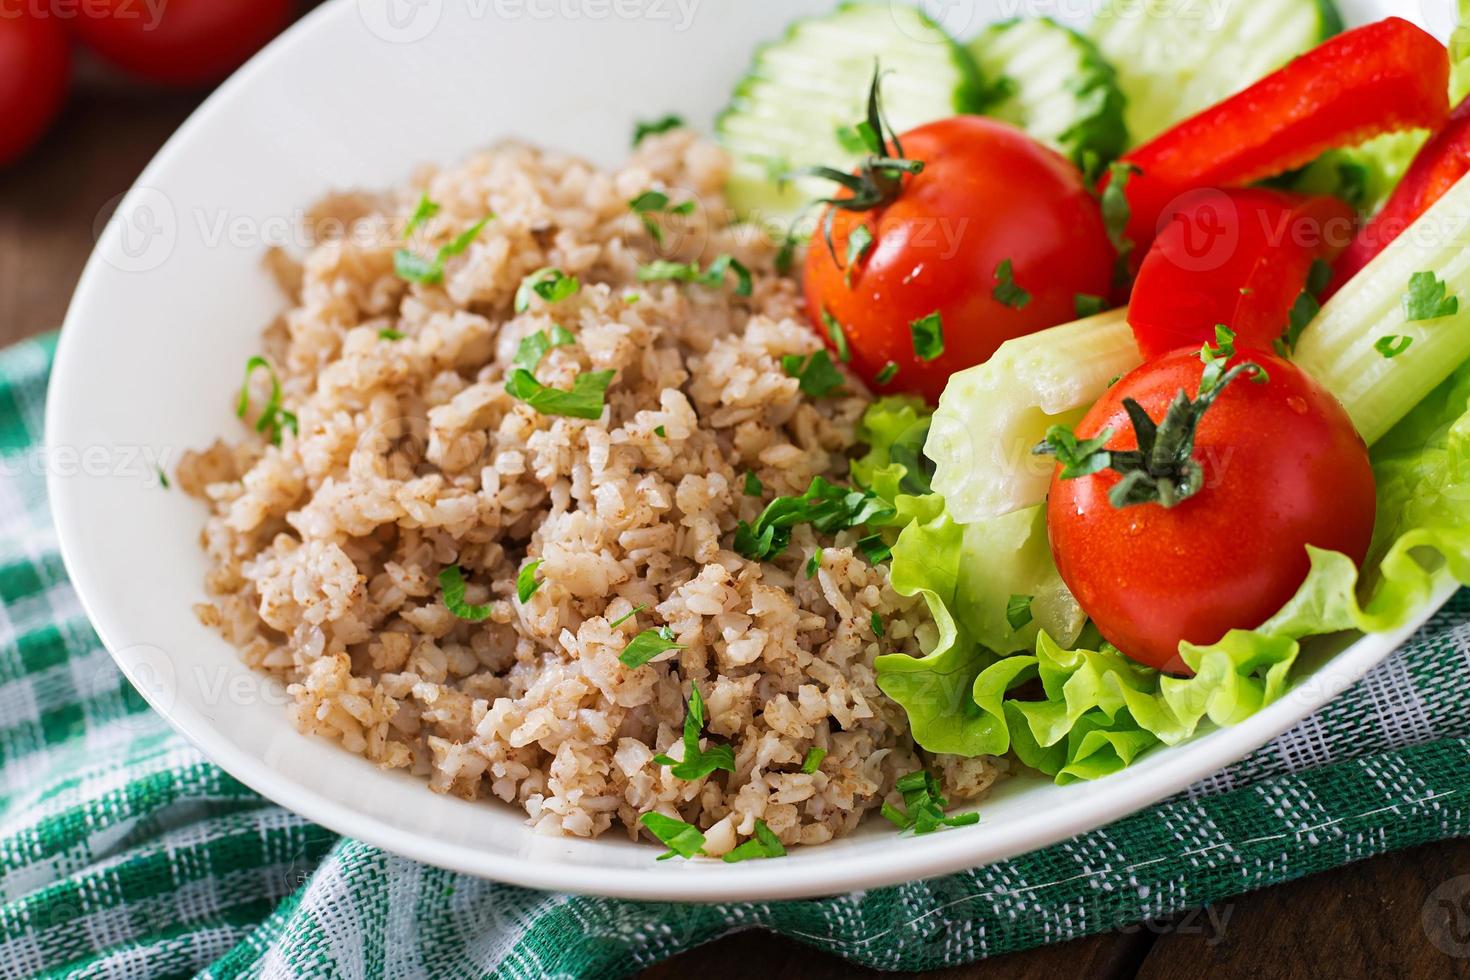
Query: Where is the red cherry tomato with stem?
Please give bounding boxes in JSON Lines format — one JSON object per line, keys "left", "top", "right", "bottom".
{"left": 803, "top": 115, "right": 1115, "bottom": 403}
{"left": 1046, "top": 348, "right": 1375, "bottom": 673}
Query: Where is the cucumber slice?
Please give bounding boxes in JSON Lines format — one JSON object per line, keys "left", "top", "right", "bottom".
{"left": 969, "top": 17, "right": 1127, "bottom": 172}
{"left": 1091, "top": 0, "right": 1343, "bottom": 146}
{"left": 716, "top": 1, "right": 985, "bottom": 222}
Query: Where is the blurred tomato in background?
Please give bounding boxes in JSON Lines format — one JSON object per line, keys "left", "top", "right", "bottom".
{"left": 0, "top": 4, "right": 71, "bottom": 166}
{"left": 0, "top": 0, "right": 295, "bottom": 168}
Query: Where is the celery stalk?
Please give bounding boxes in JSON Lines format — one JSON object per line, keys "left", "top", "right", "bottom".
{"left": 1295, "top": 172, "right": 1470, "bottom": 445}
{"left": 927, "top": 309, "right": 1140, "bottom": 522}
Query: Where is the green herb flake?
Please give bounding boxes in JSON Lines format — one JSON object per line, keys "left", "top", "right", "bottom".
{"left": 439, "top": 565, "right": 493, "bottom": 622}
{"left": 510, "top": 327, "right": 576, "bottom": 374}
{"left": 870, "top": 612, "right": 884, "bottom": 637}
{"left": 1005, "top": 593, "right": 1034, "bottom": 630}
{"left": 394, "top": 215, "right": 492, "bottom": 285}
{"left": 402, "top": 193, "right": 440, "bottom": 238}
{"left": 1375, "top": 335, "right": 1413, "bottom": 359}
{"left": 236, "top": 356, "right": 297, "bottom": 446}
{"left": 874, "top": 361, "right": 899, "bottom": 386}
{"left": 504, "top": 368, "right": 615, "bottom": 420}
{"left": 156, "top": 466, "right": 169, "bottom": 489}
{"left": 608, "top": 603, "right": 646, "bottom": 629}
{"left": 883, "top": 768, "right": 977, "bottom": 835}
{"left": 1403, "top": 271, "right": 1460, "bottom": 322}
{"left": 515, "top": 559, "right": 544, "bottom": 603}
{"left": 743, "top": 471, "right": 763, "bottom": 497}
{"left": 857, "top": 533, "right": 891, "bottom": 565}
{"left": 628, "top": 190, "right": 671, "bottom": 212}
{"left": 638, "top": 255, "right": 751, "bottom": 297}
{"left": 514, "top": 267, "right": 581, "bottom": 314}
{"left": 909, "top": 312, "right": 944, "bottom": 362}
{"left": 780, "top": 349, "right": 845, "bottom": 399}
{"left": 834, "top": 124, "right": 869, "bottom": 154}
{"left": 1034, "top": 424, "right": 1116, "bottom": 480}
{"left": 632, "top": 114, "right": 685, "bottom": 147}
{"left": 639, "top": 811, "right": 705, "bottom": 860}
{"left": 654, "top": 425, "right": 667, "bottom": 438}
{"left": 1074, "top": 293, "right": 1107, "bottom": 319}
{"left": 619, "top": 625, "right": 685, "bottom": 669}
{"left": 775, "top": 234, "right": 799, "bottom": 275}
{"left": 623, "top": 291, "right": 641, "bottom": 304}
{"left": 721, "top": 819, "right": 786, "bottom": 864}
{"left": 800, "top": 747, "right": 826, "bottom": 775}
{"left": 654, "top": 683, "right": 736, "bottom": 781}
{"left": 805, "top": 548, "right": 823, "bottom": 579}
{"left": 734, "top": 476, "right": 895, "bottom": 562}
{"left": 821, "top": 309, "right": 851, "bottom": 363}
{"left": 992, "top": 259, "right": 1032, "bottom": 310}
{"left": 378, "top": 328, "right": 406, "bottom": 341}
{"left": 1101, "top": 162, "right": 1143, "bottom": 271}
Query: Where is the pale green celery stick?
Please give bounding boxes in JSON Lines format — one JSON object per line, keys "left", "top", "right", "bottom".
{"left": 926, "top": 309, "right": 1139, "bottom": 523}
{"left": 1295, "top": 172, "right": 1470, "bottom": 444}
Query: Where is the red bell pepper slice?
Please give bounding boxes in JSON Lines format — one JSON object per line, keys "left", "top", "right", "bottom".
{"left": 1108, "top": 17, "right": 1449, "bottom": 266}
{"left": 1325, "top": 94, "right": 1470, "bottom": 298}
{"left": 1128, "top": 187, "right": 1355, "bottom": 360}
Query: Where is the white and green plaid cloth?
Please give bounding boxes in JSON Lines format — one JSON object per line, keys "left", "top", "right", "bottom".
{"left": 3, "top": 332, "right": 1469, "bottom": 978}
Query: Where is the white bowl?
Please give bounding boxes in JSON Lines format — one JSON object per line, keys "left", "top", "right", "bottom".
{"left": 46, "top": 0, "right": 1449, "bottom": 900}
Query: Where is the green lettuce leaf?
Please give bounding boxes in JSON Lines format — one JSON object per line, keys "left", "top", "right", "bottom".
{"left": 872, "top": 356, "right": 1470, "bottom": 783}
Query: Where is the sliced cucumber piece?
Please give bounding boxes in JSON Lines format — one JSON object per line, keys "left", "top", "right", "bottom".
{"left": 716, "top": 1, "right": 985, "bottom": 222}
{"left": 969, "top": 17, "right": 1126, "bottom": 172}
{"left": 1091, "top": 0, "right": 1343, "bottom": 146}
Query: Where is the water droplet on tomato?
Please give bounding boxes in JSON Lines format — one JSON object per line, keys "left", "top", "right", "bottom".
{"left": 901, "top": 263, "right": 925, "bottom": 286}
{"left": 1287, "top": 395, "right": 1308, "bottom": 415}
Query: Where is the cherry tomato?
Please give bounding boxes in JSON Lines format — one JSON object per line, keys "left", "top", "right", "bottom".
{"left": 0, "top": 5, "right": 70, "bottom": 167}
{"left": 803, "top": 116, "right": 1115, "bottom": 403}
{"left": 1046, "top": 348, "right": 1375, "bottom": 673}
{"left": 1128, "top": 188, "right": 1354, "bottom": 360}
{"left": 69, "top": 0, "right": 292, "bottom": 87}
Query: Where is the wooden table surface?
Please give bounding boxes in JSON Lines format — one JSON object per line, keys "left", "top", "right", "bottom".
{"left": 8, "top": 51, "right": 1470, "bottom": 980}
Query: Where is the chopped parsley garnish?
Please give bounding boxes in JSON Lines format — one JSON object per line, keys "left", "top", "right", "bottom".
{"left": 632, "top": 114, "right": 685, "bottom": 147}
{"left": 1280, "top": 259, "right": 1332, "bottom": 353}
{"left": 870, "top": 612, "right": 884, "bottom": 637}
{"left": 844, "top": 224, "right": 874, "bottom": 283}
{"left": 1403, "top": 271, "right": 1460, "bottom": 322}
{"left": 874, "top": 361, "right": 899, "bottom": 386}
{"left": 655, "top": 683, "right": 736, "bottom": 781}
{"left": 378, "top": 328, "right": 405, "bottom": 341}
{"left": 800, "top": 747, "right": 826, "bottom": 774}
{"left": 856, "top": 533, "right": 891, "bottom": 565}
{"left": 909, "top": 311, "right": 944, "bottom": 362}
{"left": 514, "top": 267, "right": 581, "bottom": 313}
{"left": 743, "top": 471, "right": 763, "bottom": 497}
{"left": 805, "top": 548, "right": 823, "bottom": 579}
{"left": 515, "top": 559, "right": 544, "bottom": 603}
{"left": 654, "top": 425, "right": 667, "bottom": 438}
{"left": 991, "top": 259, "right": 1031, "bottom": 309}
{"left": 881, "top": 769, "right": 979, "bottom": 835}
{"left": 1101, "top": 162, "right": 1143, "bottom": 282}
{"left": 780, "top": 349, "right": 845, "bottom": 398}
{"left": 821, "top": 309, "right": 851, "bottom": 363}
{"left": 510, "top": 328, "right": 575, "bottom": 373}
{"left": 834, "top": 124, "right": 869, "bottom": 154}
{"left": 504, "top": 368, "right": 615, "bottom": 420}
{"left": 775, "top": 232, "right": 800, "bottom": 275}
{"left": 1035, "top": 425, "right": 1115, "bottom": 480}
{"left": 1074, "top": 293, "right": 1107, "bottom": 319}
{"left": 628, "top": 190, "right": 695, "bottom": 245}
{"left": 156, "top": 466, "right": 169, "bottom": 489}
{"left": 608, "top": 604, "right": 646, "bottom": 629}
{"left": 734, "top": 476, "right": 894, "bottom": 562}
{"left": 619, "top": 625, "right": 684, "bottom": 668}
{"left": 623, "top": 291, "right": 640, "bottom": 304}
{"left": 637, "top": 254, "right": 752, "bottom": 297}
{"left": 721, "top": 819, "right": 786, "bottom": 864}
{"left": 439, "top": 565, "right": 492, "bottom": 622}
{"left": 1375, "top": 335, "right": 1413, "bottom": 359}
{"left": 1005, "top": 594, "right": 1034, "bottom": 630}
{"left": 639, "top": 811, "right": 705, "bottom": 860}
{"left": 394, "top": 216, "right": 491, "bottom": 285}
{"left": 402, "top": 193, "right": 440, "bottom": 238}
{"left": 236, "top": 356, "right": 297, "bottom": 446}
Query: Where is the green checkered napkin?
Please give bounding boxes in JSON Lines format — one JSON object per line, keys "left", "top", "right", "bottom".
{"left": 2, "top": 332, "right": 1469, "bottom": 979}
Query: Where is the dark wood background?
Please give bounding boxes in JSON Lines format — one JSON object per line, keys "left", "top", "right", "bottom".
{"left": 6, "top": 17, "right": 1469, "bottom": 980}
